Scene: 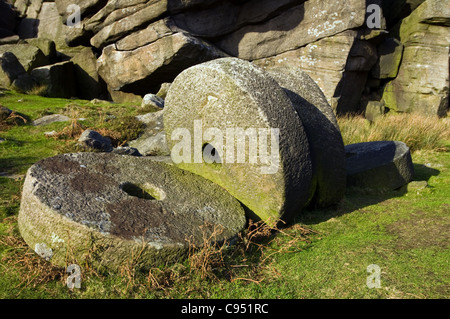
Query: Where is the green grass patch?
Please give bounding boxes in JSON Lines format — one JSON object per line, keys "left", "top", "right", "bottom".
{"left": 0, "top": 91, "right": 449, "bottom": 299}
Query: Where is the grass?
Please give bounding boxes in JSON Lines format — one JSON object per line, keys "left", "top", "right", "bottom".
{"left": 337, "top": 113, "right": 450, "bottom": 153}
{"left": 0, "top": 90, "right": 449, "bottom": 299}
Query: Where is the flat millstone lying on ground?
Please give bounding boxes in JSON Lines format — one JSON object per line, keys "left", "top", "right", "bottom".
{"left": 267, "top": 68, "right": 346, "bottom": 208}
{"left": 345, "top": 141, "right": 415, "bottom": 191}
{"left": 164, "top": 58, "right": 313, "bottom": 225}
{"left": 18, "top": 152, "right": 246, "bottom": 270}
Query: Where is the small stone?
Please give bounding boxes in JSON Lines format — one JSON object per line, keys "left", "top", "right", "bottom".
{"left": 111, "top": 146, "right": 142, "bottom": 157}
{"left": 44, "top": 131, "right": 58, "bottom": 137}
{"left": 33, "top": 114, "right": 70, "bottom": 126}
{"left": 78, "top": 129, "right": 113, "bottom": 152}
{"left": 141, "top": 93, "right": 164, "bottom": 110}
{"left": 407, "top": 181, "right": 428, "bottom": 192}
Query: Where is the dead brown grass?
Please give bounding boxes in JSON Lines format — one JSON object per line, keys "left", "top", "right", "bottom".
{"left": 337, "top": 113, "right": 450, "bottom": 152}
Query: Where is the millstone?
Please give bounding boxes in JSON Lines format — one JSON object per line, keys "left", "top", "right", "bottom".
{"left": 18, "top": 152, "right": 246, "bottom": 270}
{"left": 345, "top": 141, "right": 415, "bottom": 191}
{"left": 267, "top": 68, "right": 346, "bottom": 208}
{"left": 164, "top": 58, "right": 313, "bottom": 225}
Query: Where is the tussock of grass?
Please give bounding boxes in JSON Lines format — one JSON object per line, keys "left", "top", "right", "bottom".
{"left": 338, "top": 113, "right": 450, "bottom": 152}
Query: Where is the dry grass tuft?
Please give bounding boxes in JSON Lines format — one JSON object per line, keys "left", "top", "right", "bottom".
{"left": 337, "top": 113, "right": 450, "bottom": 152}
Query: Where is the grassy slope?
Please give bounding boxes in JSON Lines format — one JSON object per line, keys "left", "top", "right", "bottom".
{"left": 0, "top": 91, "right": 449, "bottom": 299}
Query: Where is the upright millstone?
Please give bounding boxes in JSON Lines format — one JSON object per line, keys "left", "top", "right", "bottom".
{"left": 18, "top": 152, "right": 246, "bottom": 270}
{"left": 164, "top": 58, "right": 313, "bottom": 225}
{"left": 267, "top": 68, "right": 346, "bottom": 208}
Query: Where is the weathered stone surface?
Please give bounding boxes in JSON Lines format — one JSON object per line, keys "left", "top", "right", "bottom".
{"left": 114, "top": 18, "right": 175, "bottom": 51}
{"left": 18, "top": 152, "right": 246, "bottom": 270}
{"left": 130, "top": 110, "right": 169, "bottom": 156}
{"left": 90, "top": 0, "right": 167, "bottom": 49}
{"left": 55, "top": 0, "right": 107, "bottom": 22}
{"left": 267, "top": 68, "right": 346, "bottom": 208}
{"left": 216, "top": 0, "right": 367, "bottom": 60}
{"left": 345, "top": 141, "right": 415, "bottom": 191}
{"left": 172, "top": 0, "right": 304, "bottom": 39}
{"left": 106, "top": 86, "right": 142, "bottom": 104}
{"left": 16, "top": 0, "right": 43, "bottom": 39}
{"left": 364, "top": 101, "right": 386, "bottom": 122}
{"left": 0, "top": 52, "right": 25, "bottom": 87}
{"left": 111, "top": 146, "right": 141, "bottom": 156}
{"left": 70, "top": 47, "right": 103, "bottom": 100}
{"left": 371, "top": 37, "right": 404, "bottom": 79}
{"left": 32, "top": 114, "right": 70, "bottom": 126}
{"left": 0, "top": 43, "right": 48, "bottom": 72}
{"left": 25, "top": 38, "right": 57, "bottom": 63}
{"left": 164, "top": 58, "right": 313, "bottom": 224}
{"left": 0, "top": 52, "right": 35, "bottom": 92}
{"left": 382, "top": 0, "right": 450, "bottom": 116}
{"left": 142, "top": 93, "right": 164, "bottom": 110}
{"left": 254, "top": 31, "right": 377, "bottom": 114}
{"left": 35, "top": 2, "right": 68, "bottom": 49}
{"left": 97, "top": 32, "right": 227, "bottom": 95}
{"left": 78, "top": 129, "right": 113, "bottom": 152}
{"left": 84, "top": 0, "right": 148, "bottom": 33}
{"left": 381, "top": 0, "right": 426, "bottom": 28}
{"left": 31, "top": 61, "right": 76, "bottom": 98}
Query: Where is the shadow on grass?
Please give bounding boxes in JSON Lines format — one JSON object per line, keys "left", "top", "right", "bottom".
{"left": 0, "top": 156, "right": 40, "bottom": 175}
{"left": 296, "top": 162, "right": 441, "bottom": 226}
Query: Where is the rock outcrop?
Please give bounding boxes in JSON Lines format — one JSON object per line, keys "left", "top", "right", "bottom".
{"left": 0, "top": 0, "right": 448, "bottom": 114}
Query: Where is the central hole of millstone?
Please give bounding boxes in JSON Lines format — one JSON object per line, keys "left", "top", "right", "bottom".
{"left": 202, "top": 143, "right": 222, "bottom": 164}
{"left": 121, "top": 182, "right": 158, "bottom": 200}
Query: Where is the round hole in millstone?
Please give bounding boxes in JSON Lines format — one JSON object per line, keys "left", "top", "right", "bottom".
{"left": 202, "top": 143, "right": 222, "bottom": 164}
{"left": 120, "top": 182, "right": 166, "bottom": 200}
{"left": 120, "top": 182, "right": 156, "bottom": 200}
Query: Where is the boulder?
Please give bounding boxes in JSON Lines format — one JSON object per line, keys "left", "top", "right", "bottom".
{"left": 345, "top": 141, "right": 415, "bottom": 191}
{"left": 25, "top": 38, "right": 57, "bottom": 63}
{"left": 0, "top": 43, "right": 48, "bottom": 72}
{"left": 78, "top": 129, "right": 113, "bottom": 152}
{"left": 129, "top": 110, "right": 170, "bottom": 156}
{"left": 90, "top": 0, "right": 168, "bottom": 49}
{"left": 70, "top": 47, "right": 103, "bottom": 100}
{"left": 31, "top": 61, "right": 76, "bottom": 98}
{"left": 0, "top": 52, "right": 35, "bottom": 92}
{"left": 84, "top": 0, "right": 149, "bottom": 34}
{"left": 215, "top": 0, "right": 367, "bottom": 60}
{"left": 164, "top": 58, "right": 313, "bottom": 225}
{"left": 97, "top": 32, "right": 228, "bottom": 95}
{"left": 267, "top": 68, "right": 346, "bottom": 208}
{"left": 371, "top": 37, "right": 404, "bottom": 79}
{"left": 114, "top": 18, "right": 175, "bottom": 51}
{"left": 382, "top": 0, "right": 450, "bottom": 117}
{"left": 54, "top": 0, "right": 108, "bottom": 22}
{"left": 171, "top": 0, "right": 304, "bottom": 39}
{"left": 254, "top": 31, "right": 377, "bottom": 114}
{"left": 18, "top": 152, "right": 246, "bottom": 270}
{"left": 35, "top": 2, "right": 68, "bottom": 49}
